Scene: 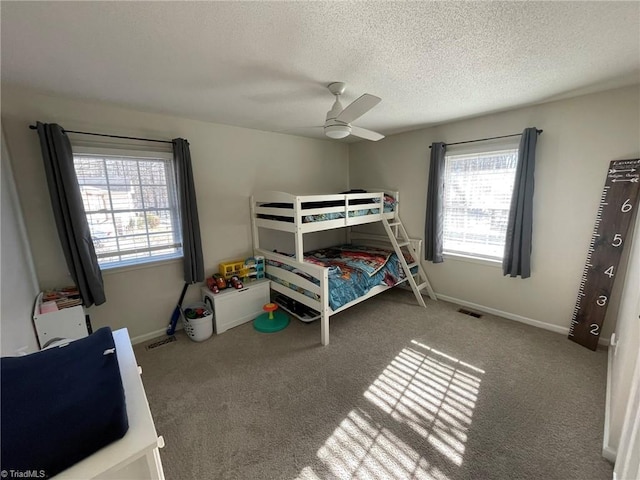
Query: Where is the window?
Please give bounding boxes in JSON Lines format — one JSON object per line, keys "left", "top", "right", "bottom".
{"left": 443, "top": 148, "right": 518, "bottom": 261}
{"left": 73, "top": 148, "right": 182, "bottom": 269}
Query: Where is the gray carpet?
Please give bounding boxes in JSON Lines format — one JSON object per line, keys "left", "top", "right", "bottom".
{"left": 134, "top": 289, "right": 613, "bottom": 480}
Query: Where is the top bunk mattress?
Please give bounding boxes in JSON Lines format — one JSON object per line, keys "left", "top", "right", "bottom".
{"left": 256, "top": 191, "right": 397, "bottom": 223}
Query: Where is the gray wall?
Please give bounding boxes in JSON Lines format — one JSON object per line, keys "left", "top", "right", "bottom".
{"left": 1, "top": 127, "right": 39, "bottom": 355}
{"left": 1, "top": 85, "right": 349, "bottom": 341}
{"left": 3, "top": 84, "right": 638, "bottom": 344}
{"left": 349, "top": 85, "right": 640, "bottom": 340}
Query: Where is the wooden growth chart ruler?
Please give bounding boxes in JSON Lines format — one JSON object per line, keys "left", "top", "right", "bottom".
{"left": 569, "top": 158, "right": 640, "bottom": 350}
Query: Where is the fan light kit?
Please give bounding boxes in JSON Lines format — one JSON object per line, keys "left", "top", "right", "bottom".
{"left": 324, "top": 124, "right": 351, "bottom": 139}
{"left": 323, "top": 82, "right": 384, "bottom": 141}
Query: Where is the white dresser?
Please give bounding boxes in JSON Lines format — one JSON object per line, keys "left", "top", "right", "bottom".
{"left": 53, "top": 328, "right": 165, "bottom": 479}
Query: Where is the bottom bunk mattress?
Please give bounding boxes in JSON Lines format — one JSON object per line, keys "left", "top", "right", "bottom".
{"left": 267, "top": 244, "right": 416, "bottom": 312}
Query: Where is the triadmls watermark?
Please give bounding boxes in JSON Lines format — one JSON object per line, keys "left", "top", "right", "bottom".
{"left": 1, "top": 470, "right": 46, "bottom": 479}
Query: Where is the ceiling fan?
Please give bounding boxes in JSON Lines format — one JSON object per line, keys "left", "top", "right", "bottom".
{"left": 323, "top": 82, "right": 384, "bottom": 141}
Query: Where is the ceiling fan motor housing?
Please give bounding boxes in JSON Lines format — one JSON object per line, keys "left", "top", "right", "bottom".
{"left": 325, "top": 92, "right": 349, "bottom": 138}
{"left": 326, "top": 97, "right": 343, "bottom": 122}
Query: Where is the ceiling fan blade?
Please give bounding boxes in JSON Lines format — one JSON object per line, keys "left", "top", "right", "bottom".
{"left": 350, "top": 126, "right": 385, "bottom": 141}
{"left": 336, "top": 94, "right": 381, "bottom": 124}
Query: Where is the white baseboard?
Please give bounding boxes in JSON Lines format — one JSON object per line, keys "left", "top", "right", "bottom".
{"left": 130, "top": 324, "right": 182, "bottom": 345}
{"left": 603, "top": 445, "right": 617, "bottom": 463}
{"left": 435, "top": 294, "right": 610, "bottom": 346}
{"left": 602, "top": 334, "right": 617, "bottom": 463}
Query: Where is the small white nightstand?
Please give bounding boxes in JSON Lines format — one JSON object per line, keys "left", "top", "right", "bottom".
{"left": 202, "top": 279, "right": 270, "bottom": 334}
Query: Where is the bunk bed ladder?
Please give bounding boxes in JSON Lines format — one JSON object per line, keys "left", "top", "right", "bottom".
{"left": 382, "top": 217, "right": 436, "bottom": 306}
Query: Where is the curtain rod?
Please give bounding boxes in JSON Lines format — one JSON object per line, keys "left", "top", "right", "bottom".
{"left": 429, "top": 129, "right": 543, "bottom": 149}
{"left": 29, "top": 124, "right": 175, "bottom": 145}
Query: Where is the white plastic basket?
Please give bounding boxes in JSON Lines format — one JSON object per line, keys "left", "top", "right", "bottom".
{"left": 181, "top": 302, "right": 213, "bottom": 342}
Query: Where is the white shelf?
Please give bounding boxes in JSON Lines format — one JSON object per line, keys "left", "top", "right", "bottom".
{"left": 32, "top": 292, "right": 89, "bottom": 349}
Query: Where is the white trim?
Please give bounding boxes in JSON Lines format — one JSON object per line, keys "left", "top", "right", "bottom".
{"left": 130, "top": 325, "right": 182, "bottom": 346}
{"left": 435, "top": 293, "right": 610, "bottom": 346}
{"left": 603, "top": 339, "right": 617, "bottom": 462}
{"left": 614, "top": 342, "right": 640, "bottom": 480}
{"left": 72, "top": 146, "right": 173, "bottom": 160}
{"left": 443, "top": 147, "right": 517, "bottom": 263}
{"left": 101, "top": 257, "right": 182, "bottom": 276}
{"left": 73, "top": 148, "right": 183, "bottom": 270}
{"left": 603, "top": 446, "right": 617, "bottom": 463}
{"left": 445, "top": 140, "right": 520, "bottom": 156}
{"left": 98, "top": 245, "right": 182, "bottom": 260}
{"left": 442, "top": 251, "right": 502, "bottom": 268}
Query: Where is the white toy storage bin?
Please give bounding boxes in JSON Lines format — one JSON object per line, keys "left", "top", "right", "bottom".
{"left": 201, "top": 279, "right": 270, "bottom": 334}
{"left": 181, "top": 302, "right": 213, "bottom": 342}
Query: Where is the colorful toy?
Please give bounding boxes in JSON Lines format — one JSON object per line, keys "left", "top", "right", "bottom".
{"left": 263, "top": 303, "right": 277, "bottom": 319}
{"left": 244, "top": 256, "right": 265, "bottom": 280}
{"left": 230, "top": 276, "right": 244, "bottom": 289}
{"left": 184, "top": 307, "right": 211, "bottom": 319}
{"left": 219, "top": 259, "right": 250, "bottom": 280}
{"left": 253, "top": 302, "right": 289, "bottom": 333}
{"left": 214, "top": 274, "right": 227, "bottom": 290}
{"left": 206, "top": 277, "right": 220, "bottom": 293}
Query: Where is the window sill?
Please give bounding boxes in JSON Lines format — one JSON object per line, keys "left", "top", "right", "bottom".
{"left": 100, "top": 257, "right": 183, "bottom": 276}
{"left": 443, "top": 252, "right": 502, "bottom": 268}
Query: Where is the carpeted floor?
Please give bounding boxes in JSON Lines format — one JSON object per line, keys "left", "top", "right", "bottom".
{"left": 134, "top": 289, "right": 613, "bottom": 480}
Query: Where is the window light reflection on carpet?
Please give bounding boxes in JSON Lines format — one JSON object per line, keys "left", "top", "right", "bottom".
{"left": 300, "top": 341, "right": 484, "bottom": 479}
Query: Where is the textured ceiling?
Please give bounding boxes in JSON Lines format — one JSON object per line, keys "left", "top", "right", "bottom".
{"left": 2, "top": 1, "right": 639, "bottom": 140}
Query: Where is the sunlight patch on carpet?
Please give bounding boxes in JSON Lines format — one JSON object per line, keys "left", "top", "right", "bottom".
{"left": 315, "top": 409, "right": 450, "bottom": 479}
{"left": 298, "top": 341, "right": 483, "bottom": 479}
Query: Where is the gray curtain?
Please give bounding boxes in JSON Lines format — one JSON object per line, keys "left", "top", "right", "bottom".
{"left": 36, "top": 122, "right": 106, "bottom": 306}
{"left": 503, "top": 127, "right": 538, "bottom": 278}
{"left": 425, "top": 142, "right": 446, "bottom": 263}
{"left": 173, "top": 138, "right": 204, "bottom": 283}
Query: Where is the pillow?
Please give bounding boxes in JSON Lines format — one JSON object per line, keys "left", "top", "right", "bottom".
{"left": 1, "top": 327, "right": 128, "bottom": 478}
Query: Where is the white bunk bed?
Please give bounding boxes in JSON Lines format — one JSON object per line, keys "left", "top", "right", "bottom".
{"left": 250, "top": 189, "right": 434, "bottom": 346}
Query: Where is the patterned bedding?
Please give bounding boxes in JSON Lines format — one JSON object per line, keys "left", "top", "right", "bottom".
{"left": 303, "top": 195, "right": 396, "bottom": 223}
{"left": 267, "top": 244, "right": 416, "bottom": 311}
{"left": 258, "top": 194, "right": 397, "bottom": 223}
